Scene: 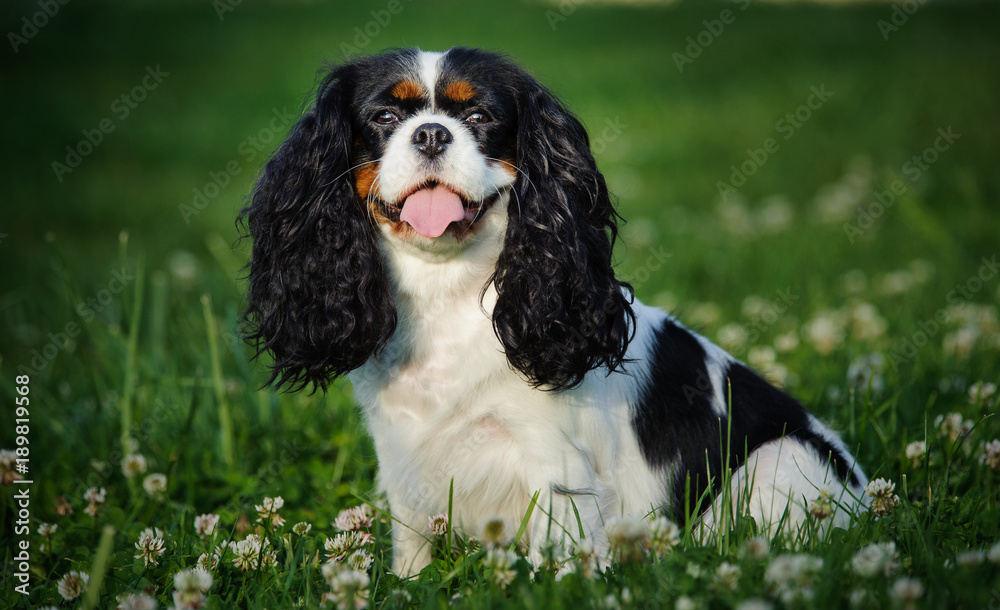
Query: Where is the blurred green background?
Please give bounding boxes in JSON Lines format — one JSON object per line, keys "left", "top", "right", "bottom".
{"left": 1, "top": 0, "right": 999, "bottom": 473}
{"left": 2, "top": 2, "right": 1000, "bottom": 606}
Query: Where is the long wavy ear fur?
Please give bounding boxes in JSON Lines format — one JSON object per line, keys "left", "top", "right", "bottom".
{"left": 238, "top": 63, "right": 396, "bottom": 392}
{"left": 491, "top": 68, "right": 636, "bottom": 391}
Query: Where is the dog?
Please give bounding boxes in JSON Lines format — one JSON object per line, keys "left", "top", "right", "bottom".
{"left": 240, "top": 47, "right": 867, "bottom": 575}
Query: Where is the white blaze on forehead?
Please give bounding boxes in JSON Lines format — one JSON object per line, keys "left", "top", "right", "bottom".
{"left": 416, "top": 51, "right": 444, "bottom": 107}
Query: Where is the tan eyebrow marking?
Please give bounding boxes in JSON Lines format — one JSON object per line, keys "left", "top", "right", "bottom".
{"left": 390, "top": 80, "right": 425, "bottom": 100}
{"left": 441, "top": 80, "right": 477, "bottom": 103}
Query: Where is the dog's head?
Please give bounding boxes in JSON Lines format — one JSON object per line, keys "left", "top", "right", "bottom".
{"left": 240, "top": 47, "right": 634, "bottom": 392}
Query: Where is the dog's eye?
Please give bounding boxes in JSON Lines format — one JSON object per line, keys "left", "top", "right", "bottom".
{"left": 374, "top": 111, "right": 398, "bottom": 125}
{"left": 465, "top": 112, "right": 491, "bottom": 124}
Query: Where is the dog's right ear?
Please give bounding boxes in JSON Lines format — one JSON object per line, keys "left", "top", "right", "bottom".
{"left": 239, "top": 64, "right": 396, "bottom": 392}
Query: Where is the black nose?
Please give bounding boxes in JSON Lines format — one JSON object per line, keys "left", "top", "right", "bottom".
{"left": 411, "top": 123, "right": 452, "bottom": 158}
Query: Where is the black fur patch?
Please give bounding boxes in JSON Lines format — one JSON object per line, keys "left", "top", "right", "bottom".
{"left": 632, "top": 318, "right": 859, "bottom": 523}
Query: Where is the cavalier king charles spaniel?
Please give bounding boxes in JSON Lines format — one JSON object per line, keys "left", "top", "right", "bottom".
{"left": 240, "top": 47, "right": 866, "bottom": 575}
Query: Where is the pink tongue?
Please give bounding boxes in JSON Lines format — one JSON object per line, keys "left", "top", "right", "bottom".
{"left": 400, "top": 185, "right": 466, "bottom": 238}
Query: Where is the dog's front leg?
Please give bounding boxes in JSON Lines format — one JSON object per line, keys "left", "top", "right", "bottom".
{"left": 386, "top": 496, "right": 433, "bottom": 578}
{"left": 526, "top": 483, "right": 610, "bottom": 568}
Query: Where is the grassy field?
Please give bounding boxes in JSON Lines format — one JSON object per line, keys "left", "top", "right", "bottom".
{"left": 1, "top": 0, "right": 999, "bottom": 607}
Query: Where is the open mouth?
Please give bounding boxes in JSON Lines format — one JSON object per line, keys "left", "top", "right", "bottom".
{"left": 379, "top": 182, "right": 504, "bottom": 238}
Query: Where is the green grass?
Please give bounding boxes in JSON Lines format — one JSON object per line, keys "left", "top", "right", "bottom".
{"left": 1, "top": 0, "right": 999, "bottom": 608}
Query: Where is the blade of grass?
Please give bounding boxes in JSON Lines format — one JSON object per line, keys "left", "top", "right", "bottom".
{"left": 202, "top": 294, "right": 234, "bottom": 466}
{"left": 81, "top": 525, "right": 116, "bottom": 610}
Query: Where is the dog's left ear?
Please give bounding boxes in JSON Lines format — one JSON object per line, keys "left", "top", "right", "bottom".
{"left": 490, "top": 70, "right": 636, "bottom": 391}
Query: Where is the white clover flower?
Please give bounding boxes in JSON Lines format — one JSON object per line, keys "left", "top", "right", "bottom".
{"left": 955, "top": 550, "right": 986, "bottom": 568}
{"left": 325, "top": 569, "right": 370, "bottom": 608}
{"left": 851, "top": 542, "right": 897, "bottom": 578}
{"left": 742, "top": 536, "right": 770, "bottom": 560}
{"left": 942, "top": 326, "right": 979, "bottom": 357}
{"left": 804, "top": 311, "right": 846, "bottom": 355}
{"left": 934, "top": 412, "right": 974, "bottom": 443}
{"left": 717, "top": 323, "right": 748, "bottom": 353}
{"left": 241, "top": 534, "right": 276, "bottom": 569}
{"left": 428, "top": 513, "right": 449, "bottom": 537}
{"left": 139, "top": 527, "right": 165, "bottom": 540}
{"left": 606, "top": 516, "right": 650, "bottom": 562}
{"left": 334, "top": 505, "right": 373, "bottom": 532}
{"left": 346, "top": 549, "right": 374, "bottom": 572}
{"left": 904, "top": 441, "right": 927, "bottom": 468}
{"left": 715, "top": 561, "right": 740, "bottom": 590}
{"left": 865, "top": 478, "right": 901, "bottom": 517}
{"left": 84, "top": 486, "right": 107, "bottom": 504}
{"left": 748, "top": 346, "right": 777, "bottom": 369}
{"left": 121, "top": 453, "right": 148, "bottom": 478}
{"left": 117, "top": 592, "right": 158, "bottom": 610}
{"left": 847, "top": 353, "right": 885, "bottom": 395}
{"left": 174, "top": 566, "right": 213, "bottom": 592}
{"left": 987, "top": 541, "right": 1000, "bottom": 564}
{"left": 675, "top": 595, "right": 699, "bottom": 610}
{"left": 773, "top": 330, "right": 799, "bottom": 353}
{"left": 0, "top": 449, "right": 22, "bottom": 485}
{"left": 889, "top": 577, "right": 924, "bottom": 608}
{"left": 135, "top": 533, "right": 166, "bottom": 567}
{"left": 742, "top": 295, "right": 770, "bottom": 319}
{"left": 571, "top": 539, "right": 600, "bottom": 579}
{"left": 764, "top": 554, "right": 823, "bottom": 604}
{"left": 57, "top": 570, "right": 89, "bottom": 601}
{"left": 197, "top": 552, "right": 217, "bottom": 572}
{"left": 194, "top": 513, "right": 220, "bottom": 537}
{"left": 38, "top": 522, "right": 57, "bottom": 538}
{"left": 172, "top": 567, "right": 212, "bottom": 610}
{"left": 979, "top": 439, "right": 1000, "bottom": 471}
{"left": 293, "top": 521, "right": 312, "bottom": 536}
{"left": 849, "top": 589, "right": 871, "bottom": 608}
{"left": 849, "top": 302, "right": 888, "bottom": 342}
{"left": 879, "top": 270, "right": 916, "bottom": 296}
{"left": 649, "top": 516, "right": 680, "bottom": 557}
{"left": 325, "top": 531, "right": 373, "bottom": 561}
{"left": 481, "top": 516, "right": 512, "bottom": 549}
{"left": 809, "top": 488, "right": 835, "bottom": 520}
{"left": 255, "top": 496, "right": 286, "bottom": 528}
{"left": 321, "top": 559, "right": 342, "bottom": 584}
{"left": 231, "top": 538, "right": 261, "bottom": 571}
{"left": 483, "top": 548, "right": 518, "bottom": 588}
{"left": 143, "top": 473, "right": 168, "bottom": 498}
{"left": 968, "top": 380, "right": 997, "bottom": 406}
